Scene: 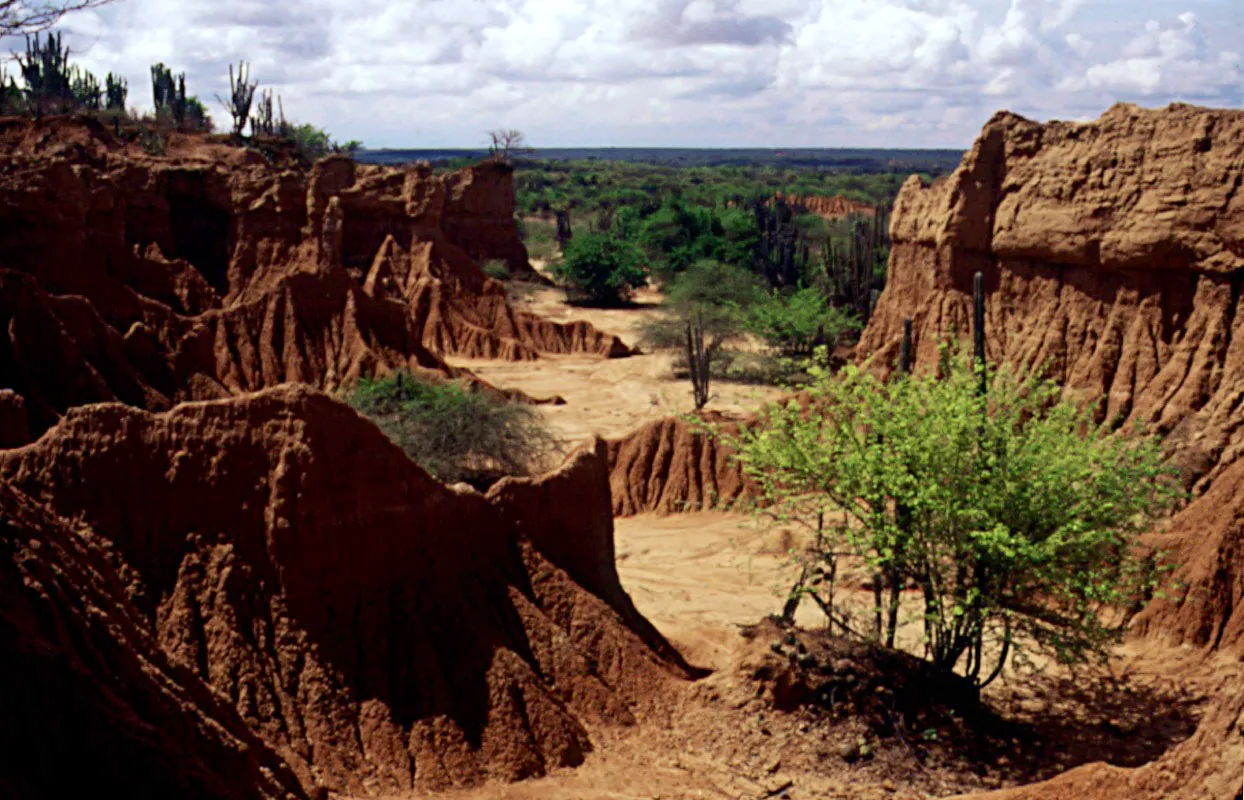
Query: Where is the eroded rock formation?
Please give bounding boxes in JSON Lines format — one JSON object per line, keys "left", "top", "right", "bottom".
{"left": 777, "top": 192, "right": 877, "bottom": 219}
{"left": 606, "top": 414, "right": 754, "bottom": 516}
{"left": 0, "top": 118, "right": 626, "bottom": 441}
{"left": 860, "top": 102, "right": 1244, "bottom": 800}
{"left": 0, "top": 386, "right": 689, "bottom": 796}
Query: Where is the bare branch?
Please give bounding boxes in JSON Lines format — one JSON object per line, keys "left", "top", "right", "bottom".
{"left": 1, "top": 0, "right": 117, "bottom": 37}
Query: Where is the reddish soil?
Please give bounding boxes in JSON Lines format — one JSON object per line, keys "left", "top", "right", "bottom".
{"left": 0, "top": 117, "right": 625, "bottom": 443}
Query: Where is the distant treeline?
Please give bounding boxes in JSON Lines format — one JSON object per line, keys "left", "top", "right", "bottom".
{"left": 357, "top": 147, "right": 963, "bottom": 172}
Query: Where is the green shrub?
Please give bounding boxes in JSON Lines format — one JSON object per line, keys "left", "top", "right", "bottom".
{"left": 743, "top": 287, "right": 859, "bottom": 357}
{"left": 727, "top": 348, "right": 1181, "bottom": 687}
{"left": 348, "top": 371, "right": 554, "bottom": 485}
{"left": 550, "top": 232, "right": 647, "bottom": 306}
{"left": 290, "top": 123, "right": 333, "bottom": 161}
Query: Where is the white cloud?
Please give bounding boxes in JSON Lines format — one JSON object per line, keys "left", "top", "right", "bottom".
{"left": 0, "top": 0, "right": 1238, "bottom": 147}
{"left": 1061, "top": 12, "right": 1242, "bottom": 99}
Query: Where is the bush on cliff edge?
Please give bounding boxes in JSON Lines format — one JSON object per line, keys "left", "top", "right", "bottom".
{"left": 348, "top": 372, "right": 555, "bottom": 486}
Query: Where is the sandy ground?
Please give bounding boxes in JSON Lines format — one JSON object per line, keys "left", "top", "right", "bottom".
{"left": 446, "top": 282, "right": 782, "bottom": 446}
{"left": 413, "top": 278, "right": 1231, "bottom": 800}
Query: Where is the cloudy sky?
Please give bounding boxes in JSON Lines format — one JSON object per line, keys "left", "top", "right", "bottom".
{"left": 11, "top": 0, "right": 1244, "bottom": 148}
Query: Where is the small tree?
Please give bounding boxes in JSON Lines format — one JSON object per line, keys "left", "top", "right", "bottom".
{"left": 0, "top": 65, "right": 22, "bottom": 115}
{"left": 150, "top": 62, "right": 188, "bottom": 128}
{"left": 728, "top": 350, "right": 1180, "bottom": 688}
{"left": 487, "top": 128, "right": 532, "bottom": 162}
{"left": 642, "top": 260, "right": 762, "bottom": 409}
{"left": 550, "top": 232, "right": 646, "bottom": 306}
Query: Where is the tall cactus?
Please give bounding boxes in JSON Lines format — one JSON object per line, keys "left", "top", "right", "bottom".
{"left": 752, "top": 195, "right": 807, "bottom": 289}
{"left": 685, "top": 310, "right": 711, "bottom": 410}
{"left": 250, "top": 88, "right": 289, "bottom": 136}
{"left": 555, "top": 209, "right": 573, "bottom": 249}
{"left": 222, "top": 61, "right": 257, "bottom": 137}
{"left": 973, "top": 271, "right": 986, "bottom": 395}
{"left": 105, "top": 72, "right": 127, "bottom": 111}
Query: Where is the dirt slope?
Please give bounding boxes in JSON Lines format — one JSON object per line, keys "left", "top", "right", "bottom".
{"left": 0, "top": 386, "right": 691, "bottom": 796}
{"left": 0, "top": 479, "right": 307, "bottom": 800}
{"left": 858, "top": 102, "right": 1244, "bottom": 800}
{"left": 0, "top": 118, "right": 625, "bottom": 442}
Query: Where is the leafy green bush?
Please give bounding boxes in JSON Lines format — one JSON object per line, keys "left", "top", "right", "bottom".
{"left": 743, "top": 287, "right": 858, "bottom": 357}
{"left": 550, "top": 232, "right": 647, "bottom": 306}
{"left": 348, "top": 371, "right": 554, "bottom": 485}
{"left": 727, "top": 349, "right": 1180, "bottom": 687}
{"left": 291, "top": 123, "right": 333, "bottom": 161}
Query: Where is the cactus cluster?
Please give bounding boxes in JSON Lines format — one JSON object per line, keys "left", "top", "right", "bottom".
{"left": 751, "top": 195, "right": 809, "bottom": 289}
{"left": 18, "top": 32, "right": 74, "bottom": 115}
{"left": 105, "top": 72, "right": 127, "bottom": 111}
{"left": 250, "top": 88, "right": 289, "bottom": 137}
{"left": 150, "top": 62, "right": 188, "bottom": 127}
{"left": 823, "top": 206, "right": 889, "bottom": 327}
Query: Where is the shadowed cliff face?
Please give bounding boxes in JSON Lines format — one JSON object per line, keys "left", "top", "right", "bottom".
{"left": 0, "top": 387, "right": 690, "bottom": 797}
{"left": 859, "top": 102, "right": 1244, "bottom": 800}
{"left": 0, "top": 119, "right": 627, "bottom": 443}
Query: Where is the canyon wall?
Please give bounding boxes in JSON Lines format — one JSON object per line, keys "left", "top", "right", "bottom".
{"left": 859, "top": 103, "right": 1244, "bottom": 800}
{"left": 0, "top": 118, "right": 626, "bottom": 442}
{"left": 0, "top": 387, "right": 690, "bottom": 796}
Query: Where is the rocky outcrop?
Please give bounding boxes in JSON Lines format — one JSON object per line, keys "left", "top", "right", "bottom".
{"left": 0, "top": 386, "right": 689, "bottom": 796}
{"left": 606, "top": 415, "right": 753, "bottom": 516}
{"left": 777, "top": 193, "right": 876, "bottom": 219}
{"left": 861, "top": 103, "right": 1244, "bottom": 493}
{"left": 861, "top": 102, "right": 1244, "bottom": 800}
{"left": 0, "top": 479, "right": 307, "bottom": 800}
{"left": 0, "top": 118, "right": 625, "bottom": 438}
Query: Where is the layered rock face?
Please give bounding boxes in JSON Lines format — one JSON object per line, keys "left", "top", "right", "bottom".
{"left": 606, "top": 415, "right": 753, "bottom": 516}
{"left": 0, "top": 387, "right": 690, "bottom": 796}
{"left": 777, "top": 192, "right": 877, "bottom": 219}
{"left": 0, "top": 118, "right": 626, "bottom": 442}
{"left": 859, "top": 103, "right": 1244, "bottom": 800}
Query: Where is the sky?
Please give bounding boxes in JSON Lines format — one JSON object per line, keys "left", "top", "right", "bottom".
{"left": 8, "top": 0, "right": 1243, "bottom": 148}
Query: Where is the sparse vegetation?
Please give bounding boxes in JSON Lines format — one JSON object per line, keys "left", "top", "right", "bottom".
{"left": 348, "top": 371, "right": 555, "bottom": 486}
